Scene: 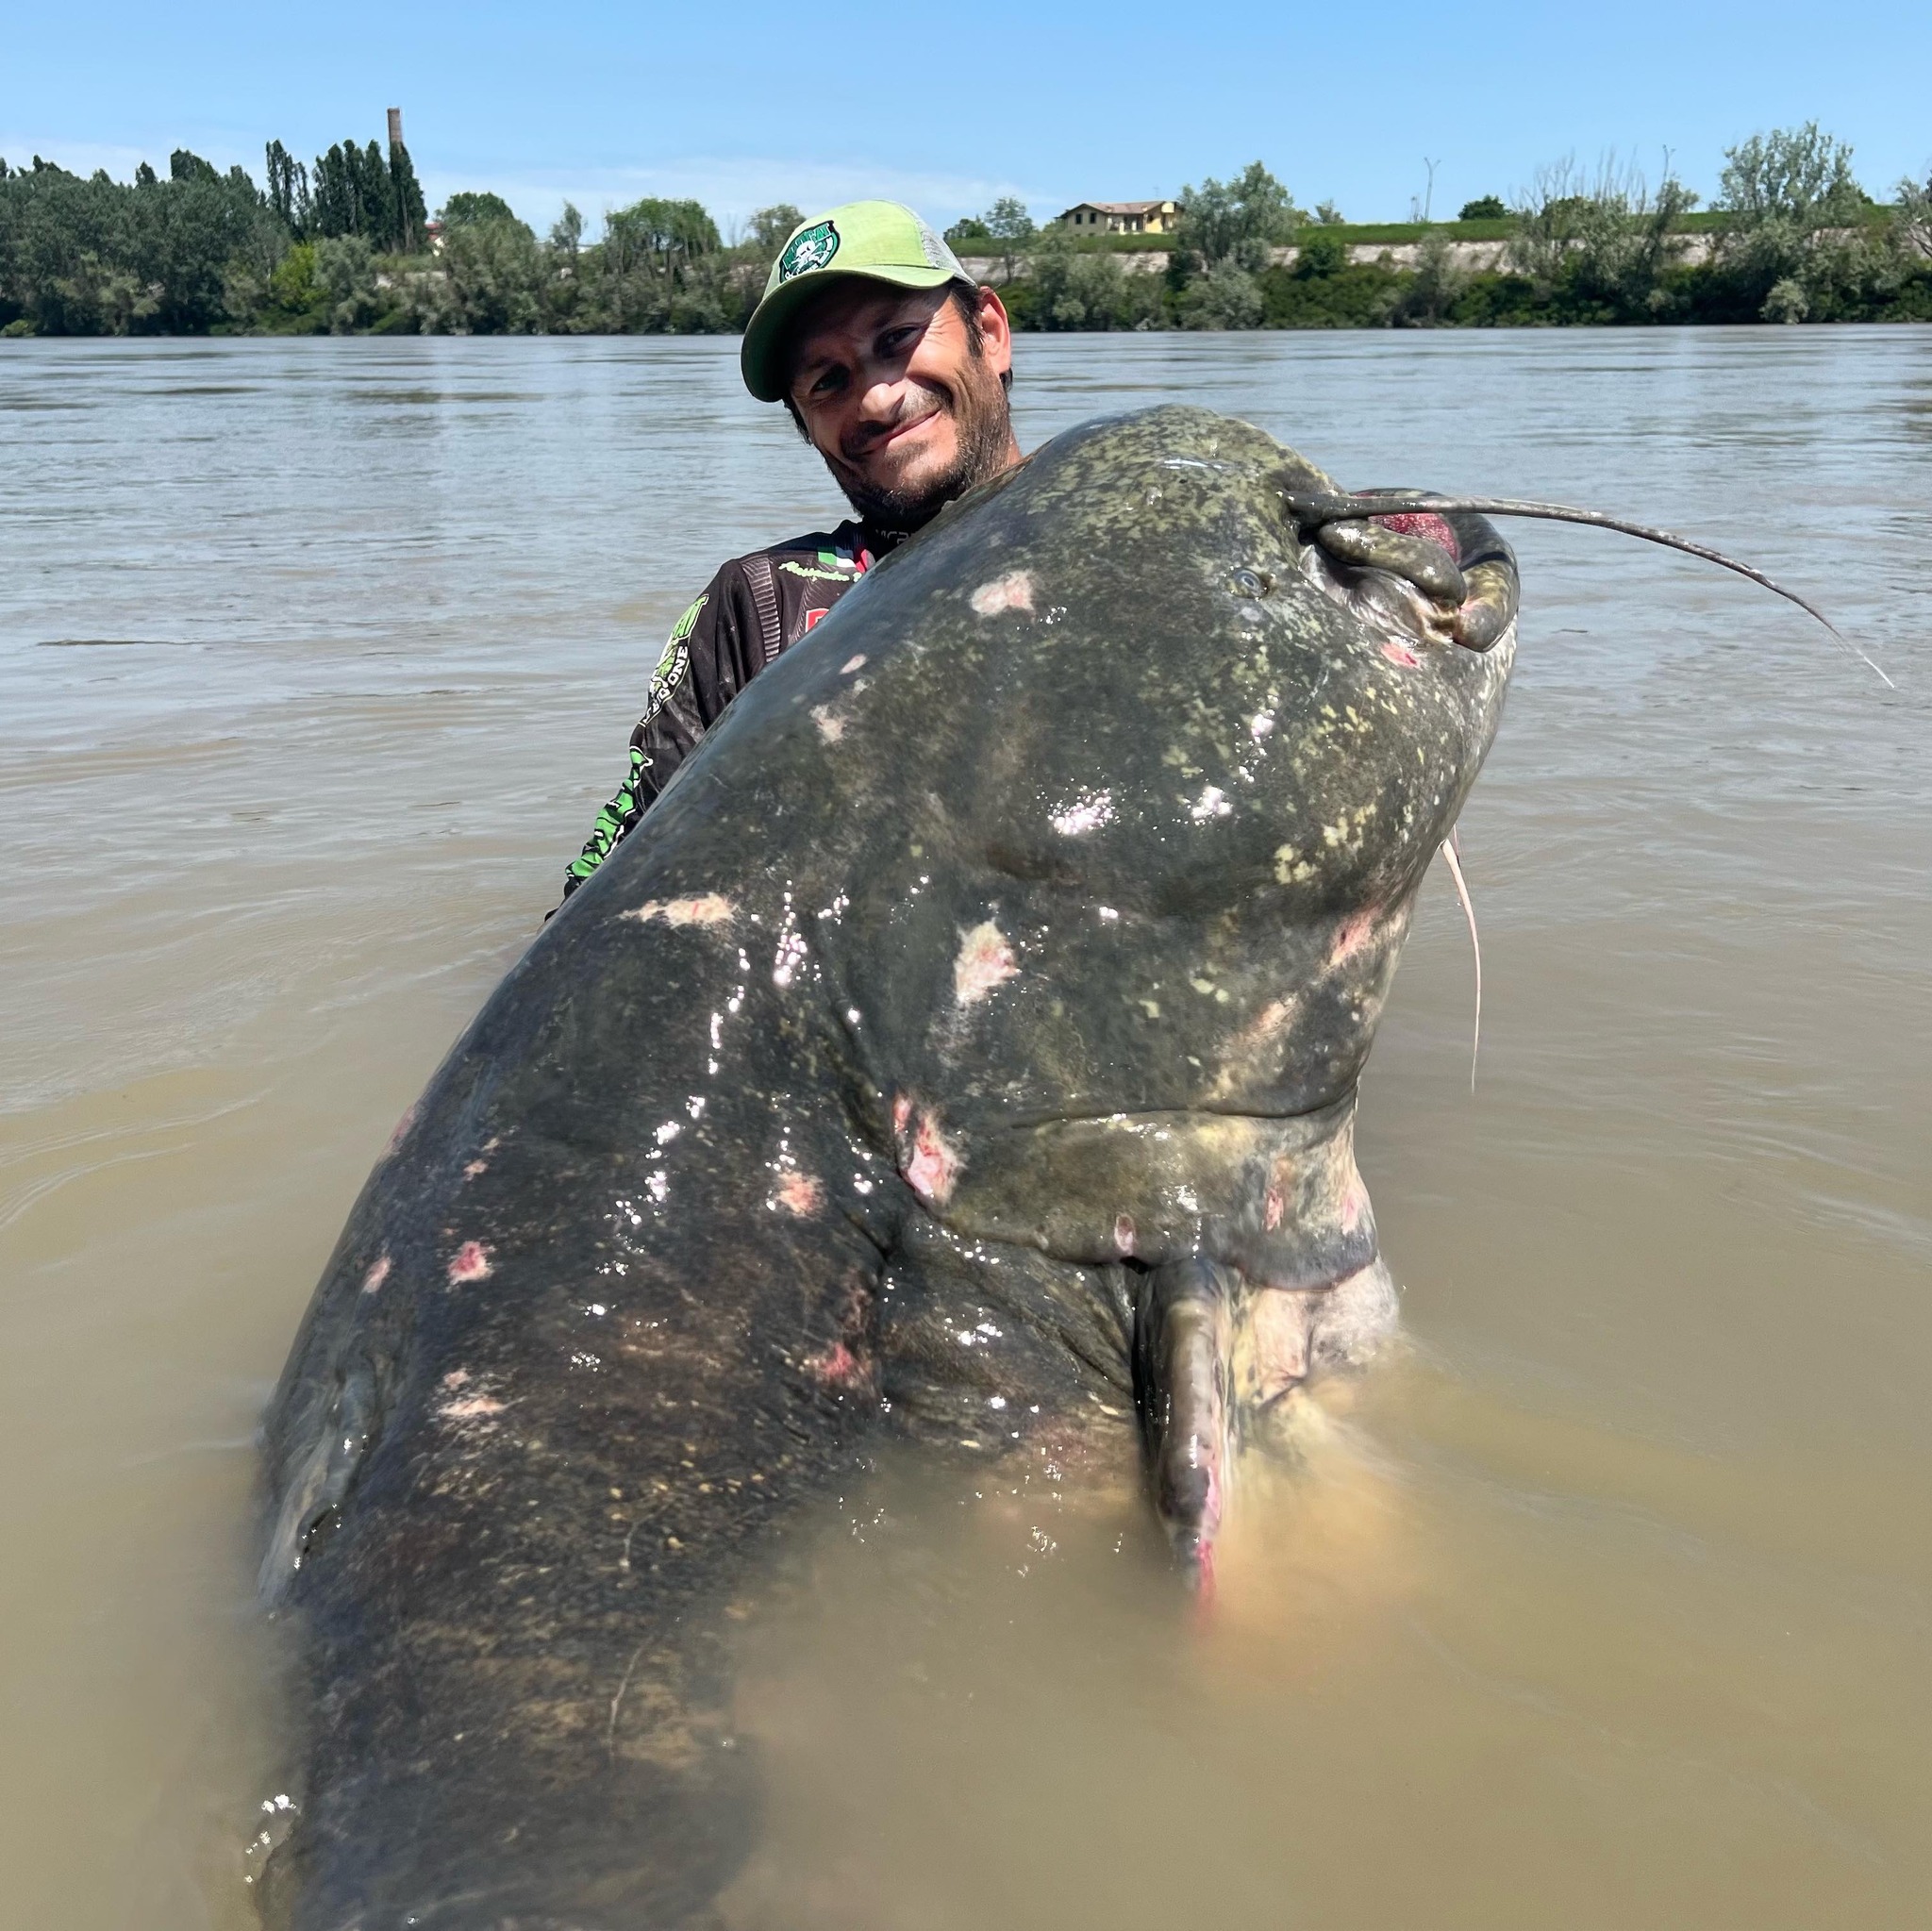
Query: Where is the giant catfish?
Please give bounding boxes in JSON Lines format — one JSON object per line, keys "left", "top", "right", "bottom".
{"left": 259, "top": 403, "right": 1827, "bottom": 1926}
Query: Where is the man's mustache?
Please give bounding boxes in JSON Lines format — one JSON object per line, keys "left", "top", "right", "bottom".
{"left": 839, "top": 388, "right": 949, "bottom": 465}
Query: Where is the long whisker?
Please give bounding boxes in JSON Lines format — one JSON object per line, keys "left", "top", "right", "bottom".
{"left": 1285, "top": 491, "right": 1894, "bottom": 690}
{"left": 1440, "top": 834, "right": 1481, "bottom": 1094}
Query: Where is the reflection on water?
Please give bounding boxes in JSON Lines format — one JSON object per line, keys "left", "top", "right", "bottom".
{"left": 1, "top": 328, "right": 1928, "bottom": 1929}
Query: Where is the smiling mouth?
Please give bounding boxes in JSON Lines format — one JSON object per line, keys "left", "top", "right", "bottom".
{"left": 848, "top": 406, "right": 944, "bottom": 465}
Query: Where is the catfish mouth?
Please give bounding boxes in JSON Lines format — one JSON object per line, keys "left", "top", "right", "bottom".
{"left": 1284, "top": 482, "right": 1876, "bottom": 677}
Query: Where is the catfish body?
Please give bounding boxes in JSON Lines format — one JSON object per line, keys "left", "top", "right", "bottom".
{"left": 258, "top": 406, "right": 1516, "bottom": 1925}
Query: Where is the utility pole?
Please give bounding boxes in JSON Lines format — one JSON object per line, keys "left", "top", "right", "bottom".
{"left": 1423, "top": 157, "right": 1441, "bottom": 224}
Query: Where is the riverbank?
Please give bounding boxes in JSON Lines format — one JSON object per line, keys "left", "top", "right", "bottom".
{"left": 6, "top": 143, "right": 1928, "bottom": 337}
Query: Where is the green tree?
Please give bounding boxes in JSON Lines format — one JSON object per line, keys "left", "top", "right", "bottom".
{"left": 1175, "top": 162, "right": 1303, "bottom": 272}
{"left": 943, "top": 215, "right": 991, "bottom": 248}
{"left": 265, "top": 141, "right": 309, "bottom": 234}
{"left": 438, "top": 191, "right": 522, "bottom": 230}
{"left": 1458, "top": 195, "right": 1507, "bottom": 220}
{"left": 747, "top": 203, "right": 804, "bottom": 252}
{"left": 388, "top": 142, "right": 427, "bottom": 253}
{"left": 1714, "top": 123, "right": 1873, "bottom": 320}
{"left": 979, "top": 195, "right": 1035, "bottom": 280}
{"left": 1015, "top": 224, "right": 1160, "bottom": 329}
{"left": 1507, "top": 157, "right": 1697, "bottom": 321}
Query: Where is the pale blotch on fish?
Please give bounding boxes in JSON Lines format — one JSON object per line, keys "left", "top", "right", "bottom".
{"left": 809, "top": 705, "right": 843, "bottom": 743}
{"left": 624, "top": 893, "right": 735, "bottom": 929}
{"left": 1190, "top": 785, "right": 1232, "bottom": 822}
{"left": 770, "top": 1171, "right": 824, "bottom": 1219}
{"left": 360, "top": 1254, "right": 391, "bottom": 1294}
{"left": 969, "top": 570, "right": 1036, "bottom": 617}
{"left": 839, "top": 654, "right": 866, "bottom": 674}
{"left": 953, "top": 921, "right": 1019, "bottom": 1006}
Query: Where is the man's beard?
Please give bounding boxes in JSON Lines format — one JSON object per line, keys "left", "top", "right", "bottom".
{"left": 824, "top": 369, "right": 1012, "bottom": 534}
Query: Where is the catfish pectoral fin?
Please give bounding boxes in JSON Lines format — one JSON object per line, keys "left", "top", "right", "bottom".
{"left": 1133, "top": 1259, "right": 1236, "bottom": 1590}
{"left": 258, "top": 1356, "right": 379, "bottom": 1606}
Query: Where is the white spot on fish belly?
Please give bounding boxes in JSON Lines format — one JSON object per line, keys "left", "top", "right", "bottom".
{"left": 810, "top": 704, "right": 844, "bottom": 742}
{"left": 1190, "top": 785, "right": 1232, "bottom": 822}
{"left": 970, "top": 571, "right": 1036, "bottom": 617}
{"left": 954, "top": 921, "right": 1019, "bottom": 1006}
{"left": 1049, "top": 789, "right": 1114, "bottom": 837}
{"left": 360, "top": 1253, "right": 391, "bottom": 1294}
{"left": 625, "top": 894, "right": 735, "bottom": 928}
{"left": 840, "top": 654, "right": 867, "bottom": 674}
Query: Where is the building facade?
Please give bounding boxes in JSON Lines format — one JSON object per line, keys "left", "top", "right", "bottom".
{"left": 1056, "top": 199, "right": 1182, "bottom": 235}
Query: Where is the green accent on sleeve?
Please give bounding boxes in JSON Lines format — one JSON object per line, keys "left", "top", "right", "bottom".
{"left": 566, "top": 744, "right": 649, "bottom": 885}
{"left": 780, "top": 558, "right": 855, "bottom": 582}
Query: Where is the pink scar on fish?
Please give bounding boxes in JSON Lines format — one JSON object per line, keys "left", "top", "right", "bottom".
{"left": 447, "top": 1240, "right": 492, "bottom": 1284}
{"left": 439, "top": 1392, "right": 507, "bottom": 1422}
{"left": 361, "top": 1254, "right": 391, "bottom": 1293}
{"left": 384, "top": 1105, "right": 417, "bottom": 1157}
{"left": 773, "top": 1172, "right": 824, "bottom": 1218}
{"left": 1328, "top": 907, "right": 1381, "bottom": 966}
{"left": 1113, "top": 1213, "right": 1137, "bottom": 1257}
{"left": 810, "top": 705, "right": 844, "bottom": 743}
{"left": 463, "top": 1160, "right": 488, "bottom": 1179}
{"left": 1263, "top": 1190, "right": 1284, "bottom": 1231}
{"left": 896, "top": 1099, "right": 962, "bottom": 1206}
{"left": 953, "top": 921, "right": 1019, "bottom": 1006}
{"left": 969, "top": 570, "right": 1036, "bottom": 617}
{"left": 1380, "top": 641, "right": 1421, "bottom": 668}
{"left": 804, "top": 1340, "right": 873, "bottom": 1393}
{"left": 840, "top": 654, "right": 867, "bottom": 674}
{"left": 624, "top": 893, "right": 735, "bottom": 928}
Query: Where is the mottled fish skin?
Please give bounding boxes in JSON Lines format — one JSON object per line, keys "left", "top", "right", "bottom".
{"left": 258, "top": 406, "right": 1517, "bottom": 1927}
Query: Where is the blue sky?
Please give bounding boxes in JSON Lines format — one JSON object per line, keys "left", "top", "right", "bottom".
{"left": 8, "top": 0, "right": 1929, "bottom": 238}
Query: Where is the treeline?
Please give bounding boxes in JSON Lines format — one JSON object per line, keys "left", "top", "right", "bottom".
{"left": 2, "top": 122, "right": 1928, "bottom": 338}
{"left": 0, "top": 132, "right": 801, "bottom": 338}
{"left": 987, "top": 132, "right": 1932, "bottom": 331}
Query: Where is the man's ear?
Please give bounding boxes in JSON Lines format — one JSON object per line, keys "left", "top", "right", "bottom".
{"left": 974, "top": 286, "right": 1014, "bottom": 376}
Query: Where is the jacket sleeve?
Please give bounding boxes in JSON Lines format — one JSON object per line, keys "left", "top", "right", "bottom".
{"left": 557, "top": 566, "right": 758, "bottom": 905}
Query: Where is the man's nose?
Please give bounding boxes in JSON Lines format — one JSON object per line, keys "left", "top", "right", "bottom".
{"left": 853, "top": 366, "right": 907, "bottom": 428}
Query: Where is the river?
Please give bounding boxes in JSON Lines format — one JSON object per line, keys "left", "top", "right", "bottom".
{"left": 2, "top": 326, "right": 1928, "bottom": 1929}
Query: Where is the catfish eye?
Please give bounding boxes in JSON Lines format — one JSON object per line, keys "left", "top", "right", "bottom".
{"left": 1232, "top": 568, "right": 1273, "bottom": 597}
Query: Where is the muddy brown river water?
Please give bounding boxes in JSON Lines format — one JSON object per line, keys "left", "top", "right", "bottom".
{"left": 2, "top": 327, "right": 1928, "bottom": 1929}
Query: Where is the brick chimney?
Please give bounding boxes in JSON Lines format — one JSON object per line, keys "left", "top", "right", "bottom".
{"left": 387, "top": 108, "right": 404, "bottom": 152}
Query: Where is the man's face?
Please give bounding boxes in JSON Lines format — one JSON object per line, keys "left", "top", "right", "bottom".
{"left": 787, "top": 281, "right": 1019, "bottom": 530}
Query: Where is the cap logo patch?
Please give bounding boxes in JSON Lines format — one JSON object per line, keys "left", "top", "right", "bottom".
{"left": 779, "top": 220, "right": 840, "bottom": 283}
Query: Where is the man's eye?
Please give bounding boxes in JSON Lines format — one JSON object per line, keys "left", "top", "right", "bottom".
{"left": 880, "top": 327, "right": 918, "bottom": 353}
{"left": 808, "top": 369, "right": 845, "bottom": 398}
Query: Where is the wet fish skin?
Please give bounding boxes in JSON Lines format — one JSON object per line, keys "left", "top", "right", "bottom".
{"left": 258, "top": 406, "right": 1516, "bottom": 1925}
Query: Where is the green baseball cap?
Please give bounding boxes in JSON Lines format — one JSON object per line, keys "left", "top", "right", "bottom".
{"left": 741, "top": 200, "right": 974, "bottom": 403}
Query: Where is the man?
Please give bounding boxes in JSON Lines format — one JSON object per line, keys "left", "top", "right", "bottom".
{"left": 558, "top": 200, "right": 1022, "bottom": 905}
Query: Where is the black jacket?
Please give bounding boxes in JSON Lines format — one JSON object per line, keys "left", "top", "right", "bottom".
{"left": 559, "top": 519, "right": 892, "bottom": 903}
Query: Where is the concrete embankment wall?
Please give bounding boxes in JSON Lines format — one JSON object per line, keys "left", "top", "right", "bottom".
{"left": 958, "top": 234, "right": 1719, "bottom": 283}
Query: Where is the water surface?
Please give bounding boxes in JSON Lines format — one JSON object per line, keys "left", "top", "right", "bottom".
{"left": 2, "top": 328, "right": 1927, "bottom": 1929}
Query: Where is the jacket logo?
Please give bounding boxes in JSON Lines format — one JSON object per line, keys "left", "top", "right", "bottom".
{"left": 778, "top": 220, "right": 840, "bottom": 282}
{"left": 638, "top": 595, "right": 705, "bottom": 725}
